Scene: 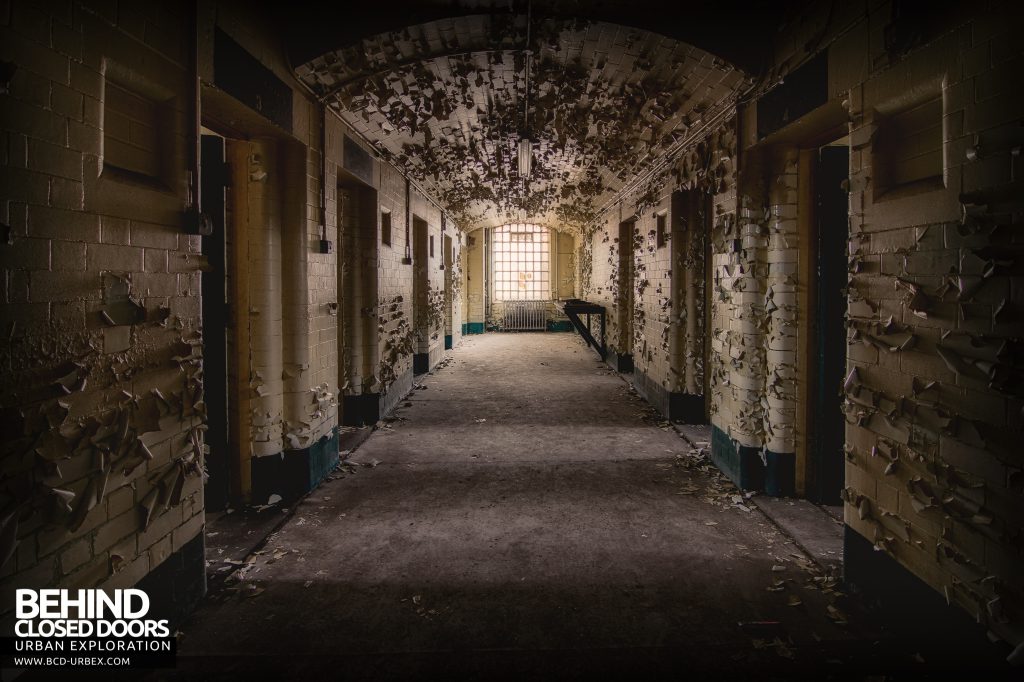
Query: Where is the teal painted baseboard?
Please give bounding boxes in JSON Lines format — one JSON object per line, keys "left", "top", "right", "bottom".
{"left": 710, "top": 425, "right": 763, "bottom": 491}
{"left": 250, "top": 428, "right": 340, "bottom": 504}
{"left": 464, "top": 322, "right": 569, "bottom": 334}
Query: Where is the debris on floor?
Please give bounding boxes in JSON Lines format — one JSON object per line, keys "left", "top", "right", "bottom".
{"left": 671, "top": 445, "right": 757, "bottom": 513}
{"left": 180, "top": 335, "right": 1005, "bottom": 676}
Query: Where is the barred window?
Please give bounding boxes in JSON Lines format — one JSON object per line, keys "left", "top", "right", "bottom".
{"left": 492, "top": 224, "right": 550, "bottom": 301}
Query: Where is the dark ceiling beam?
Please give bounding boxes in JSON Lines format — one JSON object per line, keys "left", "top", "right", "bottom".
{"left": 281, "top": 1, "right": 779, "bottom": 75}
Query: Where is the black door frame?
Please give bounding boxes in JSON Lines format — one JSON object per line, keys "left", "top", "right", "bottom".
{"left": 200, "top": 134, "right": 229, "bottom": 511}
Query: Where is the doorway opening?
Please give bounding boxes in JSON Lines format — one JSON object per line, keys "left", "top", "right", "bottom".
{"left": 443, "top": 234, "right": 454, "bottom": 349}
{"left": 338, "top": 174, "right": 379, "bottom": 425}
{"left": 806, "top": 140, "right": 849, "bottom": 506}
{"left": 703, "top": 203, "right": 713, "bottom": 424}
{"left": 199, "top": 130, "right": 230, "bottom": 511}
{"left": 198, "top": 88, "right": 339, "bottom": 512}
{"left": 615, "top": 218, "right": 636, "bottom": 373}
{"left": 412, "top": 216, "right": 430, "bottom": 374}
{"left": 666, "top": 189, "right": 713, "bottom": 423}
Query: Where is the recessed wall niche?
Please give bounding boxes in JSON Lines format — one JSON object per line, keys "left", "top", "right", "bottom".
{"left": 872, "top": 88, "right": 945, "bottom": 201}
{"left": 101, "top": 61, "right": 177, "bottom": 191}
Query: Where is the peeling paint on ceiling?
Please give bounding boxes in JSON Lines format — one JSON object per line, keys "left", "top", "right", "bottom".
{"left": 296, "top": 14, "right": 750, "bottom": 233}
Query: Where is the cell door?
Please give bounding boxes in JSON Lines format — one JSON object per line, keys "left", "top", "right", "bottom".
{"left": 618, "top": 219, "right": 636, "bottom": 361}
{"left": 444, "top": 234, "right": 453, "bottom": 347}
{"left": 412, "top": 217, "right": 430, "bottom": 373}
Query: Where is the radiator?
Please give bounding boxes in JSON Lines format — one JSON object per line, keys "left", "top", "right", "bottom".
{"left": 502, "top": 300, "right": 548, "bottom": 331}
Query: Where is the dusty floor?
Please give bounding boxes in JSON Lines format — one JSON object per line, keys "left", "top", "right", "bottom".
{"left": 156, "top": 334, "right": 996, "bottom": 679}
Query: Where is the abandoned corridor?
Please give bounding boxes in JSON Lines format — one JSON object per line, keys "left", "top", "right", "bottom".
{"left": 171, "top": 334, "right": 971, "bottom": 678}
{"left": 2, "top": 1, "right": 1023, "bottom": 679}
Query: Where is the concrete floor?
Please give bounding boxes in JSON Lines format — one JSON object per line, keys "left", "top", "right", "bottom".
{"left": 162, "top": 334, "right": 982, "bottom": 679}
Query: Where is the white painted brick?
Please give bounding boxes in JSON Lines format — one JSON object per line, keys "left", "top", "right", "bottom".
{"left": 29, "top": 202, "right": 100, "bottom": 240}
{"left": 0, "top": 27, "right": 68, "bottom": 84}
{"left": 51, "top": 300, "right": 85, "bottom": 328}
{"left": 49, "top": 176, "right": 84, "bottom": 210}
{"left": 29, "top": 269, "right": 98, "bottom": 301}
{"left": 137, "top": 504, "right": 183, "bottom": 551}
{"left": 130, "top": 221, "right": 178, "bottom": 250}
{"left": 1, "top": 166, "right": 53, "bottom": 205}
{"left": 51, "top": 239, "right": 87, "bottom": 270}
{"left": 27, "top": 138, "right": 82, "bottom": 181}
{"left": 53, "top": 83, "right": 84, "bottom": 121}
{"left": 67, "top": 120, "right": 101, "bottom": 155}
{"left": 0, "top": 236, "right": 49, "bottom": 270}
{"left": 59, "top": 537, "right": 92, "bottom": 575}
{"left": 171, "top": 511, "right": 203, "bottom": 553}
{"left": 87, "top": 243, "right": 144, "bottom": 272}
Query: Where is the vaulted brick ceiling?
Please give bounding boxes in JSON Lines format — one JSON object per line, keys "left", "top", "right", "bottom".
{"left": 295, "top": 14, "right": 751, "bottom": 232}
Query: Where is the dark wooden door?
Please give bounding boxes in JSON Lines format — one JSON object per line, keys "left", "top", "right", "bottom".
{"left": 809, "top": 145, "right": 849, "bottom": 505}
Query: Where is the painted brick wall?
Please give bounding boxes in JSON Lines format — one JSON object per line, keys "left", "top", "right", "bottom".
{"left": 465, "top": 229, "right": 485, "bottom": 327}
{"left": 0, "top": 0, "right": 457, "bottom": 618}
{"left": 582, "top": 215, "right": 623, "bottom": 353}
{"left": 585, "top": 120, "right": 738, "bottom": 381}
{"left": 377, "top": 163, "right": 413, "bottom": 395}
{"left": 629, "top": 195, "right": 674, "bottom": 388}
{"left": 447, "top": 231, "right": 464, "bottom": 347}
{"left": 0, "top": 0, "right": 204, "bottom": 619}
{"left": 3, "top": 0, "right": 1019, "bottom": 655}
{"left": 834, "top": 1, "right": 1024, "bottom": 650}
{"left": 719, "top": 0, "right": 1024, "bottom": 650}
{"left": 410, "top": 192, "right": 445, "bottom": 362}
{"left": 308, "top": 111, "right": 339, "bottom": 437}
{"left": 207, "top": 4, "right": 337, "bottom": 471}
{"left": 707, "top": 162, "right": 745, "bottom": 442}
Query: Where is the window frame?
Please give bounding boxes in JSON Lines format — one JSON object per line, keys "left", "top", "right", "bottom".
{"left": 491, "top": 223, "right": 551, "bottom": 302}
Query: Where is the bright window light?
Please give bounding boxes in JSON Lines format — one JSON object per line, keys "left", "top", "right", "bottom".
{"left": 492, "top": 223, "right": 550, "bottom": 301}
